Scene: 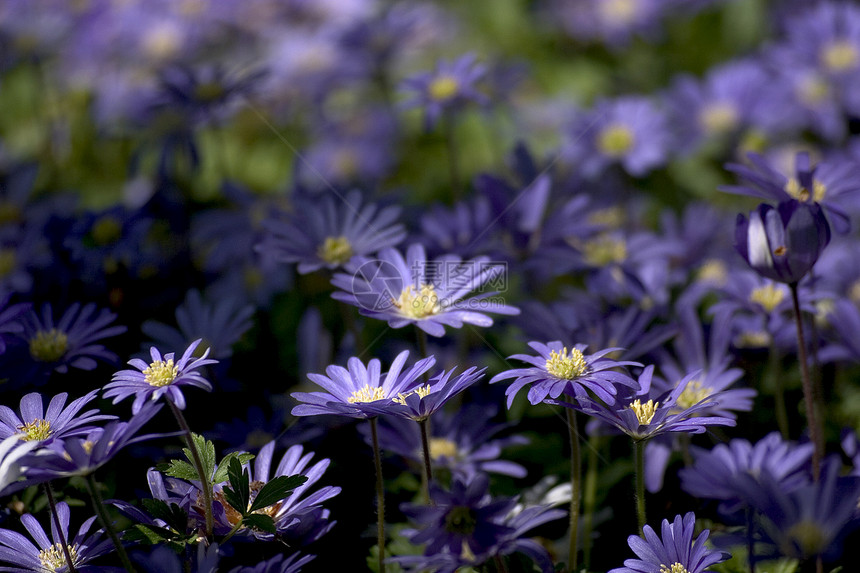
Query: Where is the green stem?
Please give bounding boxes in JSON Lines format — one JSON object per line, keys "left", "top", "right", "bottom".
{"left": 566, "top": 408, "right": 581, "bottom": 573}
{"left": 418, "top": 418, "right": 433, "bottom": 505}
{"left": 370, "top": 418, "right": 387, "bottom": 573}
{"left": 219, "top": 519, "right": 244, "bottom": 545}
{"left": 85, "top": 475, "right": 136, "bottom": 572}
{"left": 634, "top": 439, "right": 647, "bottom": 534}
{"left": 769, "top": 340, "right": 790, "bottom": 440}
{"left": 493, "top": 554, "right": 509, "bottom": 573}
{"left": 43, "top": 483, "right": 77, "bottom": 573}
{"left": 443, "top": 112, "right": 461, "bottom": 201}
{"left": 167, "top": 400, "right": 214, "bottom": 537}
{"left": 582, "top": 434, "right": 600, "bottom": 571}
{"left": 746, "top": 507, "right": 756, "bottom": 573}
{"left": 790, "top": 283, "right": 823, "bottom": 481}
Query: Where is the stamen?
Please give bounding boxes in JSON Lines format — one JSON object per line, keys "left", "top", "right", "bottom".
{"left": 596, "top": 124, "right": 635, "bottom": 157}
{"left": 428, "top": 438, "right": 459, "bottom": 460}
{"left": 429, "top": 76, "right": 459, "bottom": 100}
{"left": 699, "top": 102, "right": 738, "bottom": 134}
{"left": 785, "top": 177, "right": 827, "bottom": 202}
{"left": 392, "top": 284, "right": 442, "bottom": 319}
{"left": 317, "top": 236, "right": 354, "bottom": 265}
{"left": 18, "top": 419, "right": 51, "bottom": 442}
{"left": 749, "top": 283, "right": 785, "bottom": 313}
{"left": 821, "top": 40, "right": 859, "bottom": 73}
{"left": 38, "top": 543, "right": 78, "bottom": 571}
{"left": 659, "top": 564, "right": 689, "bottom": 573}
{"left": 630, "top": 399, "right": 658, "bottom": 425}
{"left": 674, "top": 380, "right": 711, "bottom": 410}
{"left": 29, "top": 329, "right": 69, "bottom": 362}
{"left": 545, "top": 347, "right": 588, "bottom": 380}
{"left": 144, "top": 359, "right": 179, "bottom": 387}
{"left": 348, "top": 384, "right": 386, "bottom": 404}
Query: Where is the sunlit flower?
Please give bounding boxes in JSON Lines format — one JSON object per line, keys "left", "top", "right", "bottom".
{"left": 0, "top": 390, "right": 114, "bottom": 446}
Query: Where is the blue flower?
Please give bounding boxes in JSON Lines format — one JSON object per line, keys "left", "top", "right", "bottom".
{"left": 608, "top": 512, "right": 729, "bottom": 573}
{"left": 400, "top": 53, "right": 488, "bottom": 130}
{"left": 388, "top": 365, "right": 486, "bottom": 422}
{"left": 103, "top": 339, "right": 217, "bottom": 413}
{"left": 0, "top": 389, "right": 115, "bottom": 446}
{"left": 331, "top": 244, "right": 519, "bottom": 337}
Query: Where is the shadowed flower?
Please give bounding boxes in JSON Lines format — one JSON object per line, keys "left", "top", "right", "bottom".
{"left": 608, "top": 512, "right": 730, "bottom": 573}
{"left": 0, "top": 501, "right": 114, "bottom": 572}
{"left": 103, "top": 339, "right": 217, "bottom": 413}
{"left": 292, "top": 350, "right": 436, "bottom": 419}
{"left": 0, "top": 390, "right": 115, "bottom": 446}
{"left": 331, "top": 244, "right": 519, "bottom": 337}
{"left": 400, "top": 53, "right": 488, "bottom": 130}
{"left": 0, "top": 294, "right": 27, "bottom": 355}
{"left": 490, "top": 341, "right": 641, "bottom": 409}
{"left": 0, "top": 434, "right": 39, "bottom": 495}
{"left": 389, "top": 366, "right": 486, "bottom": 422}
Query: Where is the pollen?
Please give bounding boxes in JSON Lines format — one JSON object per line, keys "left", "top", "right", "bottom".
{"left": 659, "top": 564, "right": 689, "bottom": 573}
{"left": 587, "top": 207, "right": 624, "bottom": 228}
{"left": 675, "top": 380, "right": 711, "bottom": 410}
{"left": 797, "top": 75, "right": 830, "bottom": 105}
{"left": 699, "top": 102, "right": 739, "bottom": 134}
{"left": 821, "top": 40, "right": 859, "bottom": 73}
{"left": 394, "top": 384, "right": 432, "bottom": 405}
{"left": 29, "top": 329, "right": 69, "bottom": 363}
{"left": 749, "top": 283, "right": 785, "bottom": 313}
{"left": 428, "top": 438, "right": 459, "bottom": 460}
{"left": 697, "top": 259, "right": 728, "bottom": 286}
{"left": 39, "top": 543, "right": 78, "bottom": 572}
{"left": 582, "top": 235, "right": 627, "bottom": 267}
{"left": 348, "top": 384, "right": 386, "bottom": 404}
{"left": 545, "top": 347, "right": 588, "bottom": 380}
{"left": 737, "top": 330, "right": 770, "bottom": 348}
{"left": 144, "top": 358, "right": 179, "bottom": 387}
{"left": 630, "top": 399, "right": 659, "bottom": 425}
{"left": 786, "top": 519, "right": 828, "bottom": 556}
{"left": 784, "top": 177, "right": 827, "bottom": 202}
{"left": 317, "top": 235, "right": 354, "bottom": 265}
{"left": 598, "top": 0, "right": 637, "bottom": 24}
{"left": 596, "top": 123, "right": 635, "bottom": 157}
{"left": 393, "top": 284, "right": 442, "bottom": 319}
{"left": 18, "top": 419, "right": 51, "bottom": 442}
{"left": 429, "top": 76, "right": 459, "bottom": 101}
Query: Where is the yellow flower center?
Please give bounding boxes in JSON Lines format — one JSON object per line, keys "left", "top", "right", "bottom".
{"left": 674, "top": 380, "right": 711, "bottom": 410}
{"left": 797, "top": 75, "right": 831, "bottom": 105}
{"left": 394, "top": 385, "right": 432, "bottom": 405}
{"left": 582, "top": 235, "right": 627, "bottom": 267}
{"left": 630, "top": 399, "right": 659, "bottom": 425}
{"left": 393, "top": 284, "right": 442, "bottom": 319}
{"left": 598, "top": 0, "right": 637, "bottom": 23}
{"left": 428, "top": 438, "right": 459, "bottom": 460}
{"left": 18, "top": 419, "right": 51, "bottom": 442}
{"left": 193, "top": 82, "right": 226, "bottom": 103}
{"left": 91, "top": 216, "right": 122, "bottom": 246}
{"left": 348, "top": 384, "right": 386, "bottom": 404}
{"left": 317, "top": 236, "right": 354, "bottom": 265}
{"left": 545, "top": 347, "right": 588, "bottom": 379}
{"left": 0, "top": 248, "right": 16, "bottom": 278}
{"left": 29, "top": 329, "right": 69, "bottom": 363}
{"left": 144, "top": 359, "right": 179, "bottom": 387}
{"left": 660, "top": 564, "right": 689, "bottom": 573}
{"left": 429, "top": 76, "right": 459, "bottom": 100}
{"left": 587, "top": 207, "right": 625, "bottom": 229}
{"left": 749, "top": 283, "right": 786, "bottom": 313}
{"left": 697, "top": 259, "right": 728, "bottom": 286}
{"left": 785, "top": 519, "right": 828, "bottom": 556}
{"left": 217, "top": 480, "right": 284, "bottom": 527}
{"left": 699, "top": 102, "right": 739, "bottom": 134}
{"left": 596, "top": 124, "right": 635, "bottom": 157}
{"left": 821, "top": 40, "right": 859, "bottom": 73}
{"left": 39, "top": 543, "right": 78, "bottom": 572}
{"left": 738, "top": 330, "right": 770, "bottom": 348}
{"left": 142, "top": 23, "right": 181, "bottom": 60}
{"left": 784, "top": 177, "right": 826, "bottom": 203}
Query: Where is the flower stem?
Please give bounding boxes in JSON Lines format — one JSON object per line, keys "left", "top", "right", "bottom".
{"left": 790, "top": 283, "right": 823, "bottom": 481}
{"left": 167, "top": 400, "right": 214, "bottom": 537}
{"left": 746, "top": 507, "right": 756, "bottom": 573}
{"left": 582, "top": 433, "right": 601, "bottom": 570}
{"left": 566, "top": 408, "right": 581, "bottom": 573}
{"left": 43, "top": 483, "right": 77, "bottom": 573}
{"left": 768, "top": 340, "right": 790, "bottom": 440}
{"left": 85, "top": 474, "right": 136, "bottom": 573}
{"left": 370, "top": 417, "right": 386, "bottom": 573}
{"left": 418, "top": 418, "right": 433, "bottom": 505}
{"left": 633, "top": 439, "right": 647, "bottom": 534}
{"left": 443, "top": 111, "right": 461, "bottom": 201}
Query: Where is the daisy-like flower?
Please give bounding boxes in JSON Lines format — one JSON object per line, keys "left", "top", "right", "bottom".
{"left": 102, "top": 339, "right": 217, "bottom": 413}
{"left": 608, "top": 512, "right": 730, "bottom": 573}
{"left": 565, "top": 366, "right": 736, "bottom": 441}
{"left": 389, "top": 366, "right": 486, "bottom": 422}
{"left": 489, "top": 341, "right": 641, "bottom": 409}
{"left": 18, "top": 302, "right": 126, "bottom": 374}
{"left": 0, "top": 434, "right": 39, "bottom": 495}
{"left": 400, "top": 53, "right": 488, "bottom": 130}
{"left": 0, "top": 501, "right": 115, "bottom": 572}
{"left": 0, "top": 390, "right": 115, "bottom": 445}
{"left": 331, "top": 244, "right": 519, "bottom": 337}
{"left": 292, "top": 350, "right": 436, "bottom": 419}
{"left": 257, "top": 189, "right": 406, "bottom": 274}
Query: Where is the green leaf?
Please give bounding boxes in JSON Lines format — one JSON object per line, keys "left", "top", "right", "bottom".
{"left": 222, "top": 457, "right": 250, "bottom": 515}
{"left": 162, "top": 459, "right": 199, "bottom": 482}
{"left": 183, "top": 433, "right": 216, "bottom": 483}
{"left": 124, "top": 523, "right": 173, "bottom": 545}
{"left": 141, "top": 499, "right": 190, "bottom": 533}
{"left": 249, "top": 475, "right": 307, "bottom": 513}
{"left": 242, "top": 513, "right": 276, "bottom": 533}
{"left": 212, "top": 452, "right": 254, "bottom": 484}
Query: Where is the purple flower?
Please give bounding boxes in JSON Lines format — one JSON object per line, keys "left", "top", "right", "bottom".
{"left": 331, "top": 244, "right": 519, "bottom": 337}
{"left": 819, "top": 297, "right": 860, "bottom": 363}
{"left": 257, "top": 190, "right": 406, "bottom": 274}
{"left": 400, "top": 53, "right": 488, "bottom": 130}
{"left": 18, "top": 302, "right": 126, "bottom": 374}
{"left": 103, "top": 339, "right": 217, "bottom": 413}
{"left": 0, "top": 435, "right": 39, "bottom": 495}
{"left": 679, "top": 432, "right": 813, "bottom": 515}
{"left": 388, "top": 366, "right": 486, "bottom": 422}
{"left": 608, "top": 512, "right": 729, "bottom": 573}
{"left": 489, "top": 341, "right": 641, "bottom": 409}
{"left": 292, "top": 350, "right": 436, "bottom": 419}
{"left": 0, "top": 501, "right": 114, "bottom": 572}
{"left": 564, "top": 96, "right": 672, "bottom": 178}
{"left": 0, "top": 390, "right": 115, "bottom": 445}
{"left": 228, "top": 552, "right": 315, "bottom": 573}
{"left": 734, "top": 200, "right": 831, "bottom": 285}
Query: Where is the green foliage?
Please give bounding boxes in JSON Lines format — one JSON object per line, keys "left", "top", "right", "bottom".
{"left": 221, "top": 456, "right": 308, "bottom": 534}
